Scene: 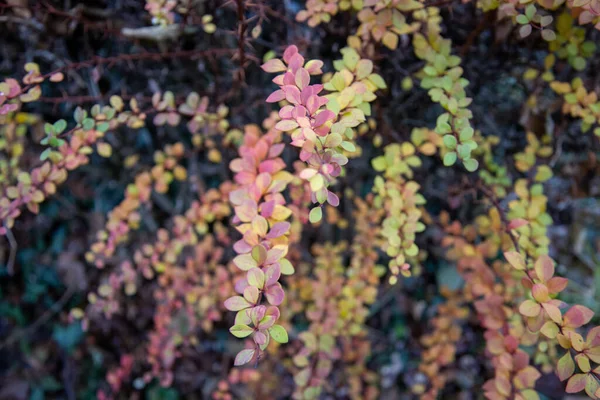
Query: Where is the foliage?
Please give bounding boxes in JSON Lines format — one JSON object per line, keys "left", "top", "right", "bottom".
{"left": 0, "top": 0, "right": 599, "bottom": 399}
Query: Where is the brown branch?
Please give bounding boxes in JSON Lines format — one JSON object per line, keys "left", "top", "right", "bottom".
{"left": 8, "top": 48, "right": 237, "bottom": 101}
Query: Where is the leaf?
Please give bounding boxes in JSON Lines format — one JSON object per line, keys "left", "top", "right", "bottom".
{"left": 557, "top": 352, "right": 575, "bottom": 381}
{"left": 542, "top": 303, "right": 563, "bottom": 324}
{"left": 442, "top": 135, "right": 457, "bottom": 149}
{"left": 275, "top": 119, "right": 299, "bottom": 131}
{"left": 508, "top": 218, "right": 529, "bottom": 230}
{"left": 368, "top": 73, "right": 387, "bottom": 89}
{"left": 564, "top": 305, "right": 594, "bottom": 328}
{"left": 519, "top": 299, "right": 541, "bottom": 317}
{"left": 269, "top": 325, "right": 289, "bottom": 343}
{"left": 372, "top": 156, "right": 387, "bottom": 171}
{"left": 540, "top": 321, "right": 559, "bottom": 339}
{"left": 463, "top": 158, "right": 478, "bottom": 172}
{"left": 525, "top": 4, "right": 536, "bottom": 19}
{"left": 247, "top": 268, "right": 265, "bottom": 289}
{"left": 233, "top": 254, "right": 258, "bottom": 271}
{"left": 534, "top": 255, "right": 554, "bottom": 282}
{"left": 520, "top": 24, "right": 532, "bottom": 38}
{"left": 234, "top": 349, "right": 256, "bottom": 366}
{"left": 224, "top": 296, "right": 251, "bottom": 311}
{"left": 443, "top": 151, "right": 457, "bottom": 166}
{"left": 504, "top": 251, "right": 526, "bottom": 270}
{"left": 265, "top": 222, "right": 291, "bottom": 239}
{"left": 541, "top": 29, "right": 556, "bottom": 42}
{"left": 565, "top": 374, "right": 587, "bottom": 393}
{"left": 230, "top": 324, "right": 254, "bottom": 338}
{"left": 309, "top": 207, "right": 322, "bottom": 223}
{"left": 262, "top": 58, "right": 287, "bottom": 73}
{"left": 309, "top": 174, "right": 324, "bottom": 192}
{"left": 382, "top": 31, "right": 398, "bottom": 50}
{"left": 516, "top": 14, "right": 530, "bottom": 24}
{"left": 97, "top": 143, "right": 112, "bottom": 158}
{"left": 535, "top": 165, "right": 553, "bottom": 182}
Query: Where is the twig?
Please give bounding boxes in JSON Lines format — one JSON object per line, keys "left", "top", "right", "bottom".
{"left": 8, "top": 48, "right": 237, "bottom": 101}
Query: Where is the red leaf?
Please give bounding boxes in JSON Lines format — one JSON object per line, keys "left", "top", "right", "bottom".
{"left": 508, "top": 218, "right": 528, "bottom": 230}
{"left": 564, "top": 305, "right": 594, "bottom": 328}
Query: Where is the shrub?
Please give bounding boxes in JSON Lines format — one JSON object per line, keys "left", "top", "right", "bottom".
{"left": 0, "top": 0, "right": 599, "bottom": 399}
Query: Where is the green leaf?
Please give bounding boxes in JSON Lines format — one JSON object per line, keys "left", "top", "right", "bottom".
{"left": 459, "top": 126, "right": 474, "bottom": 141}
{"left": 443, "top": 152, "right": 457, "bottom": 166}
{"left": 230, "top": 324, "right": 254, "bottom": 338}
{"left": 44, "top": 123, "right": 55, "bottom": 135}
{"left": 516, "top": 14, "right": 530, "bottom": 24}
{"left": 74, "top": 107, "right": 86, "bottom": 124}
{"left": 96, "top": 122, "right": 110, "bottom": 133}
{"left": 40, "top": 148, "right": 52, "bottom": 161}
{"left": 53, "top": 119, "right": 67, "bottom": 134}
{"left": 372, "top": 156, "right": 387, "bottom": 171}
{"left": 442, "top": 135, "right": 457, "bottom": 149}
{"left": 82, "top": 118, "right": 95, "bottom": 131}
{"left": 525, "top": 4, "right": 536, "bottom": 20}
{"left": 535, "top": 165, "right": 552, "bottom": 182}
{"left": 368, "top": 73, "right": 387, "bottom": 89}
{"left": 309, "top": 207, "right": 322, "bottom": 223}
{"left": 269, "top": 325, "right": 289, "bottom": 343}
{"left": 457, "top": 144, "right": 471, "bottom": 160}
{"left": 340, "top": 141, "right": 356, "bottom": 152}
{"left": 463, "top": 158, "right": 478, "bottom": 172}
{"left": 572, "top": 56, "right": 586, "bottom": 71}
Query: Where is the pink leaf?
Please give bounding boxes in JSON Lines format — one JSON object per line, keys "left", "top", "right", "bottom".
{"left": 314, "top": 110, "right": 336, "bottom": 127}
{"left": 266, "top": 90, "right": 285, "bottom": 103}
{"left": 261, "top": 58, "right": 287, "bottom": 73}
{"left": 265, "top": 222, "right": 291, "bottom": 239}
{"left": 234, "top": 349, "right": 256, "bottom": 366}
{"left": 265, "top": 264, "right": 281, "bottom": 286}
{"left": 283, "top": 85, "right": 302, "bottom": 104}
{"left": 254, "top": 331, "right": 268, "bottom": 345}
{"left": 327, "top": 191, "right": 340, "bottom": 207}
{"left": 283, "top": 45, "right": 299, "bottom": 63}
{"left": 265, "top": 283, "right": 284, "bottom": 305}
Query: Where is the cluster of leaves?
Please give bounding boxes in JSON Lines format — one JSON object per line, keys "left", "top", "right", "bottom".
{"left": 551, "top": 77, "right": 600, "bottom": 137}
{"left": 262, "top": 45, "right": 385, "bottom": 222}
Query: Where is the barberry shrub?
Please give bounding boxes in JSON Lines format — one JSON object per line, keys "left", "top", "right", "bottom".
{"left": 0, "top": 0, "right": 599, "bottom": 399}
